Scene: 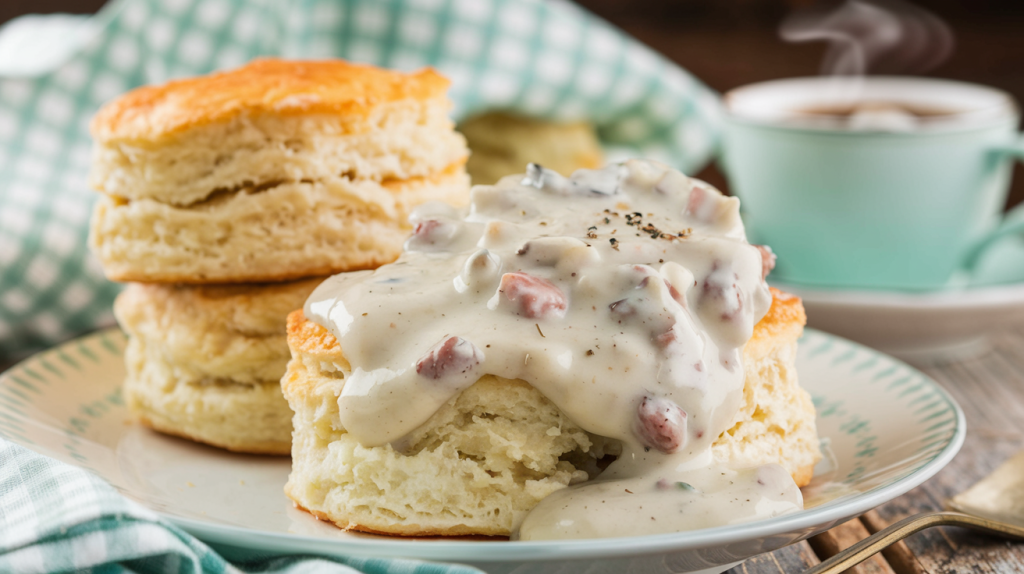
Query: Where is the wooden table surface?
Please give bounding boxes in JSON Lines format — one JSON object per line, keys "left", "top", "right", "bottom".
{"left": 730, "top": 326, "right": 1024, "bottom": 574}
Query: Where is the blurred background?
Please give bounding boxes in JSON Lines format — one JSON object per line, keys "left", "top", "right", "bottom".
{"left": 4, "top": 0, "right": 1023, "bottom": 209}
{"left": 2, "top": 0, "right": 1024, "bottom": 366}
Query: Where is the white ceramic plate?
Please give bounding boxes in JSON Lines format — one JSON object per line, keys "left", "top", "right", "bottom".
{"left": 0, "top": 328, "right": 963, "bottom": 574}
{"left": 775, "top": 281, "right": 1024, "bottom": 366}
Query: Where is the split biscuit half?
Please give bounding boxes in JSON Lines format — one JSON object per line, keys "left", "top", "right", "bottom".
{"left": 281, "top": 288, "right": 820, "bottom": 536}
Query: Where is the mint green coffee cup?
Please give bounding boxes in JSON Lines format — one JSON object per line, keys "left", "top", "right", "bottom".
{"left": 721, "top": 77, "right": 1024, "bottom": 291}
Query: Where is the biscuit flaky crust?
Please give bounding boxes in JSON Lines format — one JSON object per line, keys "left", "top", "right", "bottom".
{"left": 88, "top": 59, "right": 471, "bottom": 282}
{"left": 116, "top": 279, "right": 324, "bottom": 454}
{"left": 713, "top": 288, "right": 819, "bottom": 487}
{"left": 91, "top": 58, "right": 450, "bottom": 143}
{"left": 91, "top": 166, "right": 470, "bottom": 284}
{"left": 282, "top": 289, "right": 821, "bottom": 536}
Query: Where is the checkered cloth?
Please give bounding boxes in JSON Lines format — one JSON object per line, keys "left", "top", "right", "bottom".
{"left": 0, "top": 440, "right": 484, "bottom": 573}
{"left": 0, "top": 0, "right": 722, "bottom": 360}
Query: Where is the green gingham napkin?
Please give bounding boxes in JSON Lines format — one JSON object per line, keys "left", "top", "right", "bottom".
{"left": 0, "top": 0, "right": 722, "bottom": 360}
{"left": 0, "top": 0, "right": 722, "bottom": 569}
{"left": 0, "top": 439, "right": 484, "bottom": 573}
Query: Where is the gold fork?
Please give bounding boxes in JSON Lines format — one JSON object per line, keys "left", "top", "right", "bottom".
{"left": 806, "top": 451, "right": 1024, "bottom": 574}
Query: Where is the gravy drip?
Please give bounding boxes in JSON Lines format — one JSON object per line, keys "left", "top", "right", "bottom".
{"left": 304, "top": 160, "right": 803, "bottom": 540}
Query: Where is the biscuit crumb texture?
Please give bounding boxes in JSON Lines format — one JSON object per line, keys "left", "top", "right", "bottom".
{"left": 714, "top": 342, "right": 819, "bottom": 487}
{"left": 284, "top": 362, "right": 598, "bottom": 536}
{"left": 714, "top": 289, "right": 819, "bottom": 486}
{"left": 91, "top": 168, "right": 469, "bottom": 283}
{"left": 115, "top": 280, "right": 322, "bottom": 454}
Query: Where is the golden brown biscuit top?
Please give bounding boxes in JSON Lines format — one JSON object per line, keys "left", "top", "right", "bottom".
{"left": 744, "top": 287, "right": 806, "bottom": 359}
{"left": 287, "top": 309, "right": 340, "bottom": 358}
{"left": 91, "top": 58, "right": 451, "bottom": 143}
{"left": 761, "top": 287, "right": 807, "bottom": 333}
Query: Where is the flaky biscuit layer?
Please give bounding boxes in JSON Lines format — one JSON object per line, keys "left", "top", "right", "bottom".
{"left": 116, "top": 279, "right": 323, "bottom": 454}
{"left": 91, "top": 167, "right": 469, "bottom": 283}
{"left": 90, "top": 60, "right": 465, "bottom": 205}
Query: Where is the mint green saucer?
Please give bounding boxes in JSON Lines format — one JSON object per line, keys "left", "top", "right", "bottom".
{"left": 778, "top": 281, "right": 1024, "bottom": 366}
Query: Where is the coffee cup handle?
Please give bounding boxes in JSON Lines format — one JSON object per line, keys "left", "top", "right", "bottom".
{"left": 962, "top": 138, "right": 1024, "bottom": 270}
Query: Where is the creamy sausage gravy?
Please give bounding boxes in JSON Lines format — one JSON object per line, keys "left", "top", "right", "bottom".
{"left": 304, "top": 160, "right": 804, "bottom": 540}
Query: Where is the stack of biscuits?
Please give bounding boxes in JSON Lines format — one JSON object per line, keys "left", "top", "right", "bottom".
{"left": 88, "top": 59, "right": 470, "bottom": 454}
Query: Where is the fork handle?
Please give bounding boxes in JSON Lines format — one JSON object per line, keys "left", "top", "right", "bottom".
{"left": 804, "top": 511, "right": 1024, "bottom": 574}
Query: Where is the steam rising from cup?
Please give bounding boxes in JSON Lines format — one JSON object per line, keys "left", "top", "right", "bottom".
{"left": 780, "top": 0, "right": 954, "bottom": 76}
{"left": 778, "top": 0, "right": 955, "bottom": 130}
